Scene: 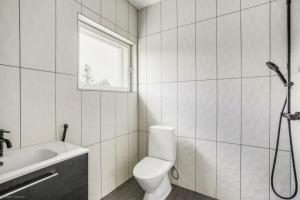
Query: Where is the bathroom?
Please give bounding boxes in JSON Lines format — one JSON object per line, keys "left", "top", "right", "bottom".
{"left": 0, "top": 0, "right": 300, "bottom": 199}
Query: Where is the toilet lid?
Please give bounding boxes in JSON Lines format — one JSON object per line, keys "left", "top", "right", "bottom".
{"left": 133, "top": 157, "right": 172, "bottom": 180}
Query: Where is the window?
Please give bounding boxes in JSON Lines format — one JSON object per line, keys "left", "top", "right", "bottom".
{"left": 78, "top": 21, "right": 131, "bottom": 92}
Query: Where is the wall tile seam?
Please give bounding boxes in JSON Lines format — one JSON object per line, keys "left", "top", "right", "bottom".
{"left": 138, "top": 1, "right": 274, "bottom": 39}
{"left": 80, "top": 3, "right": 138, "bottom": 38}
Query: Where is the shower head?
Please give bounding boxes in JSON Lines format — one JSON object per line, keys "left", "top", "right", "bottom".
{"left": 266, "top": 62, "right": 280, "bottom": 71}
{"left": 266, "top": 62, "right": 287, "bottom": 85}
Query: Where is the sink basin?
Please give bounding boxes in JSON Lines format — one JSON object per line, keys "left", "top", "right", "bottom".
{"left": 0, "top": 141, "right": 88, "bottom": 184}
{"left": 0, "top": 149, "right": 57, "bottom": 174}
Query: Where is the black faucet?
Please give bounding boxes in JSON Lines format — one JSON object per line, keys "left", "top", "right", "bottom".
{"left": 0, "top": 129, "right": 12, "bottom": 157}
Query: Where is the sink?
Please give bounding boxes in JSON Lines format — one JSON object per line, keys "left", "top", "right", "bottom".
{"left": 0, "top": 141, "right": 88, "bottom": 184}
{"left": 0, "top": 149, "right": 57, "bottom": 174}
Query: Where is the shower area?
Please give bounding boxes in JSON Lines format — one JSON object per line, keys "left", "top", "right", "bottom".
{"left": 137, "top": 0, "right": 300, "bottom": 199}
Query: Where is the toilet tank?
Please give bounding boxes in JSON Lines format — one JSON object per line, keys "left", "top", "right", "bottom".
{"left": 148, "top": 126, "right": 176, "bottom": 163}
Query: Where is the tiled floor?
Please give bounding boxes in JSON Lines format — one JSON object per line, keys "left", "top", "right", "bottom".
{"left": 102, "top": 178, "right": 216, "bottom": 200}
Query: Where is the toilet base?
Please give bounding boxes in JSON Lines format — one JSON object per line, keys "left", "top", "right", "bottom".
{"left": 143, "top": 175, "right": 172, "bottom": 200}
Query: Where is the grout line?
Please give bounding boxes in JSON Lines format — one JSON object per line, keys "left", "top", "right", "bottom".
{"left": 239, "top": 0, "right": 243, "bottom": 198}
{"left": 268, "top": 1, "right": 271, "bottom": 199}
{"left": 175, "top": 0, "right": 179, "bottom": 186}
{"left": 215, "top": 0, "right": 219, "bottom": 196}
{"left": 139, "top": 1, "right": 273, "bottom": 39}
{"left": 54, "top": 0, "right": 57, "bottom": 142}
{"left": 194, "top": 0, "right": 197, "bottom": 191}
{"left": 160, "top": 1, "right": 163, "bottom": 127}
{"left": 114, "top": 93, "right": 118, "bottom": 188}
{"left": 19, "top": 0, "right": 22, "bottom": 148}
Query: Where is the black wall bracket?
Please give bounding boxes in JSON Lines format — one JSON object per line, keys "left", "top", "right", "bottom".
{"left": 283, "top": 112, "right": 300, "bottom": 120}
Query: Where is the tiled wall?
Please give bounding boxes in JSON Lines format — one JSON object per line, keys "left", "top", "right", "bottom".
{"left": 137, "top": 0, "right": 300, "bottom": 199}
{"left": 0, "top": 0, "right": 138, "bottom": 199}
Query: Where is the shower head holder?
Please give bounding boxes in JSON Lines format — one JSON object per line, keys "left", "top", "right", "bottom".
{"left": 283, "top": 112, "right": 300, "bottom": 120}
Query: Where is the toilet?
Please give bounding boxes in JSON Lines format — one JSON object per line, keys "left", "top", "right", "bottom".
{"left": 133, "top": 126, "right": 176, "bottom": 200}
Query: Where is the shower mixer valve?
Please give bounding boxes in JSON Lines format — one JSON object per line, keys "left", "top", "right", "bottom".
{"left": 283, "top": 112, "right": 300, "bottom": 120}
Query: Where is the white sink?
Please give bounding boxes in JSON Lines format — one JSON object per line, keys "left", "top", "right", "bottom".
{"left": 0, "top": 149, "right": 58, "bottom": 174}
{"left": 0, "top": 141, "right": 88, "bottom": 184}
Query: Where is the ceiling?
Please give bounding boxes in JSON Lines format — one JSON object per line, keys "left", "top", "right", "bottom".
{"left": 128, "top": 0, "right": 161, "bottom": 9}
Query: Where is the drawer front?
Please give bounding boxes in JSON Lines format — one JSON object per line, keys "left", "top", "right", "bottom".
{"left": 0, "top": 154, "right": 88, "bottom": 200}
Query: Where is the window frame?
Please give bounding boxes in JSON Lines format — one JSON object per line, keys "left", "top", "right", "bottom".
{"left": 77, "top": 14, "right": 134, "bottom": 92}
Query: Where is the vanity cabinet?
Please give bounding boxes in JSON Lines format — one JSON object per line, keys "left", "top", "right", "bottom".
{"left": 0, "top": 154, "right": 88, "bottom": 200}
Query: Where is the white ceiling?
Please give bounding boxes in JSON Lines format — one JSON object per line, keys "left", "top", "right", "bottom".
{"left": 128, "top": 0, "right": 161, "bottom": 9}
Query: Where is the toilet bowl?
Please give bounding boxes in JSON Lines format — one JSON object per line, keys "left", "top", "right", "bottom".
{"left": 133, "top": 126, "right": 176, "bottom": 200}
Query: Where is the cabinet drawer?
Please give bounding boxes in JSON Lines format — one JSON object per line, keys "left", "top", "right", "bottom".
{"left": 0, "top": 154, "right": 88, "bottom": 200}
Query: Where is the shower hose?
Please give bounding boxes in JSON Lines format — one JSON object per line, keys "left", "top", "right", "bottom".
{"left": 271, "top": 97, "right": 298, "bottom": 199}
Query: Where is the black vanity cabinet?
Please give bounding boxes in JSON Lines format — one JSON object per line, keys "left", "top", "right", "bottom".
{"left": 0, "top": 154, "right": 88, "bottom": 200}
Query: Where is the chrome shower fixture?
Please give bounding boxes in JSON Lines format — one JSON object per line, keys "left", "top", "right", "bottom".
{"left": 266, "top": 62, "right": 288, "bottom": 85}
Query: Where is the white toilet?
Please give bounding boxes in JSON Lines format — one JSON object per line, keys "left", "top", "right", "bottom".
{"left": 133, "top": 126, "right": 176, "bottom": 200}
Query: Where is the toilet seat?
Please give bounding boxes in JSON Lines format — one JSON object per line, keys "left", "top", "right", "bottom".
{"left": 133, "top": 157, "right": 172, "bottom": 180}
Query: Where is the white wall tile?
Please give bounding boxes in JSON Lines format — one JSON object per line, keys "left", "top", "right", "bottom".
{"left": 242, "top": 77, "right": 269, "bottom": 148}
{"left": 82, "top": 6, "right": 101, "bottom": 23}
{"left": 101, "top": 139, "right": 117, "bottom": 197}
{"left": 101, "top": 0, "right": 116, "bottom": 24}
{"left": 196, "top": 80, "right": 217, "bottom": 140}
{"left": 139, "top": 131, "right": 147, "bottom": 160}
{"left": 138, "top": 37, "right": 147, "bottom": 84}
{"left": 116, "top": 26, "right": 128, "bottom": 38}
{"left": 270, "top": 150, "right": 291, "bottom": 200}
{"left": 196, "top": 19, "right": 217, "bottom": 80}
{"left": 128, "top": 93, "right": 138, "bottom": 133}
{"left": 162, "top": 83, "right": 177, "bottom": 132}
{"left": 116, "top": 0, "right": 129, "bottom": 31}
{"left": 147, "top": 83, "right": 162, "bottom": 128}
{"left": 129, "top": 132, "right": 138, "bottom": 177}
{"left": 178, "top": 81, "right": 196, "bottom": 138}
{"left": 20, "top": 0, "right": 55, "bottom": 72}
{"left": 0, "top": 66, "right": 20, "bottom": 150}
{"left": 56, "top": 74, "right": 82, "bottom": 145}
{"left": 129, "top": 4, "right": 138, "bottom": 36}
{"left": 87, "top": 143, "right": 101, "bottom": 200}
{"left": 196, "top": 0, "right": 216, "bottom": 21}
{"left": 241, "top": 146, "right": 269, "bottom": 200}
{"left": 162, "top": 29, "right": 177, "bottom": 82}
{"left": 178, "top": 137, "right": 196, "bottom": 191}
{"left": 271, "top": 0, "right": 287, "bottom": 75}
{"left": 270, "top": 76, "right": 289, "bottom": 151}
{"left": 147, "top": 33, "right": 161, "bottom": 83}
{"left": 242, "top": 0, "right": 269, "bottom": 10}
{"left": 138, "top": 84, "right": 147, "bottom": 131}
{"left": 196, "top": 140, "right": 216, "bottom": 198}
{"left": 101, "top": 92, "right": 116, "bottom": 141}
{"left": 217, "top": 0, "right": 240, "bottom": 16}
{"left": 116, "top": 93, "right": 128, "bottom": 136}
{"left": 161, "top": 0, "right": 177, "bottom": 30}
{"left": 242, "top": 4, "right": 270, "bottom": 77}
{"left": 82, "top": 0, "right": 101, "bottom": 15}
{"left": 177, "top": 0, "right": 196, "bottom": 26}
{"left": 217, "top": 143, "right": 240, "bottom": 200}
{"left": 0, "top": 0, "right": 19, "bottom": 67}
{"left": 82, "top": 91, "right": 101, "bottom": 147}
{"left": 116, "top": 134, "right": 129, "bottom": 186}
{"left": 21, "top": 69, "right": 55, "bottom": 147}
{"left": 291, "top": 0, "right": 300, "bottom": 75}
{"left": 56, "top": 0, "right": 81, "bottom": 75}
{"left": 291, "top": 73, "right": 300, "bottom": 162}
{"left": 178, "top": 24, "right": 196, "bottom": 81}
{"left": 217, "top": 79, "right": 241, "bottom": 144}
{"left": 147, "top": 3, "right": 161, "bottom": 34}
{"left": 101, "top": 17, "right": 116, "bottom": 32}
{"left": 217, "top": 12, "right": 241, "bottom": 79}
{"left": 138, "top": 8, "right": 147, "bottom": 37}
